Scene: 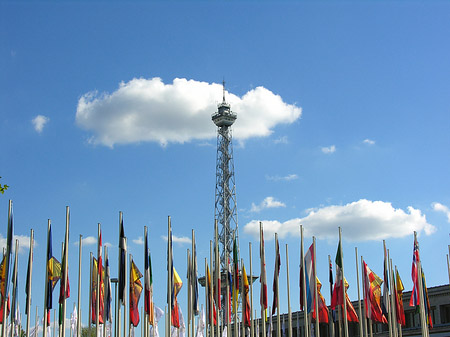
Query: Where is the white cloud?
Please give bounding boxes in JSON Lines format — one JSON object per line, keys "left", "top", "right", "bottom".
{"left": 432, "top": 202, "right": 450, "bottom": 222}
{"left": 133, "top": 236, "right": 144, "bottom": 245}
{"left": 161, "top": 234, "right": 192, "bottom": 245}
{"left": 250, "top": 197, "right": 286, "bottom": 213}
{"left": 274, "top": 136, "right": 289, "bottom": 144}
{"left": 266, "top": 174, "right": 298, "bottom": 182}
{"left": 363, "top": 139, "right": 375, "bottom": 145}
{"left": 244, "top": 199, "right": 436, "bottom": 242}
{"left": 321, "top": 145, "right": 336, "bottom": 154}
{"left": 76, "top": 77, "right": 301, "bottom": 147}
{"left": 74, "top": 236, "right": 97, "bottom": 246}
{"left": 0, "top": 234, "right": 37, "bottom": 254}
{"left": 32, "top": 115, "right": 49, "bottom": 133}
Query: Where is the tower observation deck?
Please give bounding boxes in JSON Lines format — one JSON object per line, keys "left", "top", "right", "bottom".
{"left": 212, "top": 81, "right": 238, "bottom": 269}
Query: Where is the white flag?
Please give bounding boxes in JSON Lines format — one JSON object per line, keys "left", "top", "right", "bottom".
{"left": 195, "top": 307, "right": 205, "bottom": 337}
{"left": 70, "top": 306, "right": 78, "bottom": 337}
{"left": 222, "top": 326, "right": 227, "bottom": 337}
{"left": 178, "top": 305, "right": 186, "bottom": 337}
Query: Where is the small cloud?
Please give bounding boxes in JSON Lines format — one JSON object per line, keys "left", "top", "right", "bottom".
{"left": 432, "top": 202, "right": 450, "bottom": 223}
{"left": 0, "top": 234, "right": 37, "bottom": 254}
{"left": 161, "top": 235, "right": 192, "bottom": 246}
{"left": 244, "top": 199, "right": 436, "bottom": 241}
{"left": 74, "top": 236, "right": 97, "bottom": 246}
{"left": 321, "top": 145, "right": 336, "bottom": 154}
{"left": 32, "top": 115, "right": 49, "bottom": 133}
{"left": 133, "top": 236, "right": 144, "bottom": 245}
{"left": 250, "top": 197, "right": 286, "bottom": 213}
{"left": 266, "top": 174, "right": 298, "bottom": 182}
{"left": 363, "top": 139, "right": 375, "bottom": 145}
{"left": 274, "top": 136, "right": 288, "bottom": 144}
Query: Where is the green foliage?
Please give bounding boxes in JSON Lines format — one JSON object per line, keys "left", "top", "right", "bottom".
{"left": 0, "top": 177, "right": 8, "bottom": 194}
{"left": 81, "top": 326, "right": 97, "bottom": 337}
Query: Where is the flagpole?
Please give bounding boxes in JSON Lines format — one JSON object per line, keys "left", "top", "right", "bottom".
{"left": 192, "top": 230, "right": 197, "bottom": 337}
{"left": 259, "top": 223, "right": 266, "bottom": 337}
{"left": 104, "top": 246, "right": 109, "bottom": 337}
{"left": 89, "top": 252, "right": 93, "bottom": 329}
{"left": 35, "top": 306, "right": 38, "bottom": 337}
{"left": 53, "top": 309, "right": 56, "bottom": 337}
{"left": 328, "top": 255, "right": 334, "bottom": 337}
{"left": 61, "top": 206, "right": 70, "bottom": 337}
{"left": 233, "top": 232, "right": 238, "bottom": 337}
{"left": 311, "top": 238, "right": 319, "bottom": 337}
{"left": 240, "top": 259, "right": 244, "bottom": 337}
{"left": 187, "top": 249, "right": 191, "bottom": 337}
{"left": 2, "top": 201, "right": 12, "bottom": 337}
{"left": 214, "top": 222, "right": 220, "bottom": 337}
{"left": 123, "top": 238, "right": 128, "bottom": 337}
{"left": 300, "top": 226, "right": 308, "bottom": 337}
{"left": 354, "top": 248, "right": 363, "bottom": 337}
{"left": 338, "top": 228, "right": 348, "bottom": 337}
{"left": 284, "top": 245, "right": 291, "bottom": 337}
{"left": 26, "top": 229, "right": 34, "bottom": 337}
{"left": 167, "top": 217, "right": 172, "bottom": 337}
{"left": 394, "top": 266, "right": 402, "bottom": 337}
{"left": 10, "top": 239, "right": 19, "bottom": 337}
{"left": 77, "top": 235, "right": 82, "bottom": 337}
{"left": 388, "top": 255, "right": 397, "bottom": 337}
{"left": 97, "top": 224, "right": 101, "bottom": 337}
{"left": 205, "top": 259, "right": 209, "bottom": 337}
{"left": 275, "top": 234, "right": 280, "bottom": 337}
{"left": 128, "top": 255, "right": 132, "bottom": 337}
{"left": 360, "top": 257, "right": 368, "bottom": 337}
{"left": 414, "top": 232, "right": 428, "bottom": 337}
{"left": 383, "top": 241, "right": 392, "bottom": 337}
{"left": 250, "top": 243, "right": 254, "bottom": 337}
{"left": 210, "top": 241, "right": 215, "bottom": 337}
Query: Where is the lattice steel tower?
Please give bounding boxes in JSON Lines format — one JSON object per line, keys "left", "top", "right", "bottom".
{"left": 212, "top": 81, "right": 238, "bottom": 269}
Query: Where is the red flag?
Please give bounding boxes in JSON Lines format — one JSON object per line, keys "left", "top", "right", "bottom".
{"left": 207, "top": 265, "right": 217, "bottom": 326}
{"left": 242, "top": 264, "right": 251, "bottom": 327}
{"left": 362, "top": 260, "right": 387, "bottom": 323}
{"left": 410, "top": 235, "right": 420, "bottom": 307}
{"left": 311, "top": 277, "right": 329, "bottom": 323}
{"left": 394, "top": 270, "right": 405, "bottom": 326}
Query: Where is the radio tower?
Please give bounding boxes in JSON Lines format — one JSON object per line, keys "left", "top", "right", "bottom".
{"left": 212, "top": 80, "right": 238, "bottom": 269}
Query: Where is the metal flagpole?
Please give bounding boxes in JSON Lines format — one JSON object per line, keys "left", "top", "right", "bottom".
{"left": 2, "top": 201, "right": 12, "bottom": 337}
{"left": 192, "top": 230, "right": 196, "bottom": 337}
{"left": 328, "top": 255, "right": 334, "bottom": 337}
{"left": 62, "top": 207, "right": 70, "bottom": 337}
{"left": 205, "top": 259, "right": 209, "bottom": 337}
{"left": 388, "top": 256, "right": 397, "bottom": 337}
{"left": 260, "top": 223, "right": 266, "bottom": 337}
{"left": 167, "top": 217, "right": 172, "bottom": 337}
{"left": 53, "top": 309, "right": 56, "bottom": 337}
{"left": 77, "top": 235, "right": 82, "bottom": 337}
{"left": 313, "top": 238, "right": 319, "bottom": 337}
{"left": 123, "top": 239, "right": 128, "bottom": 337}
{"left": 214, "top": 222, "right": 220, "bottom": 337}
{"left": 284, "top": 245, "right": 291, "bottom": 337}
{"left": 210, "top": 242, "right": 215, "bottom": 337}
{"left": 300, "top": 226, "right": 308, "bottom": 337}
{"left": 35, "top": 306, "right": 38, "bottom": 337}
{"left": 250, "top": 243, "right": 254, "bottom": 337}
{"left": 394, "top": 266, "right": 402, "bottom": 337}
{"left": 117, "top": 213, "right": 123, "bottom": 337}
{"left": 354, "top": 248, "right": 363, "bottom": 337}
{"left": 275, "top": 234, "right": 280, "bottom": 337}
{"left": 414, "top": 232, "right": 428, "bottom": 337}
{"left": 240, "top": 259, "right": 244, "bottom": 337}
{"left": 97, "top": 224, "right": 101, "bottom": 337}
{"left": 26, "top": 230, "right": 34, "bottom": 337}
{"left": 89, "top": 253, "right": 93, "bottom": 328}
{"left": 187, "top": 249, "right": 191, "bottom": 337}
{"left": 104, "top": 246, "right": 109, "bottom": 337}
{"left": 360, "top": 257, "right": 368, "bottom": 337}
{"left": 10, "top": 239, "right": 19, "bottom": 337}
{"left": 383, "top": 242, "right": 392, "bottom": 337}
{"left": 338, "top": 228, "right": 348, "bottom": 337}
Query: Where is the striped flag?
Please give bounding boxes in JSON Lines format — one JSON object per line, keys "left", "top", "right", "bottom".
{"left": 362, "top": 260, "right": 387, "bottom": 323}
{"left": 331, "top": 242, "right": 343, "bottom": 309}
{"left": 409, "top": 235, "right": 420, "bottom": 307}
{"left": 300, "top": 243, "right": 314, "bottom": 313}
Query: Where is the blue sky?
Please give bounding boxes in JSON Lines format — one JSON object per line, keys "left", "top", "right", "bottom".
{"left": 1, "top": 1, "right": 450, "bottom": 335}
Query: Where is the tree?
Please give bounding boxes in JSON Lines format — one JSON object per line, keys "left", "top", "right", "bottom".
{"left": 81, "top": 326, "right": 96, "bottom": 337}
{"left": 0, "top": 177, "right": 8, "bottom": 194}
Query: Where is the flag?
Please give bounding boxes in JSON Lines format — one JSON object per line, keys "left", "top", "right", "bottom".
{"left": 242, "top": 264, "right": 251, "bottom": 327}
{"left": 10, "top": 245, "right": 18, "bottom": 330}
{"left": 272, "top": 235, "right": 281, "bottom": 316}
{"left": 129, "top": 259, "right": 143, "bottom": 327}
{"left": 104, "top": 250, "right": 112, "bottom": 323}
{"left": 91, "top": 258, "right": 104, "bottom": 324}
{"left": 0, "top": 255, "right": 10, "bottom": 322}
{"left": 331, "top": 242, "right": 343, "bottom": 309}
{"left": 421, "top": 270, "right": 433, "bottom": 328}
{"left": 329, "top": 258, "right": 336, "bottom": 322}
{"left": 395, "top": 270, "right": 405, "bottom": 326}
{"left": 45, "top": 224, "right": 54, "bottom": 323}
{"left": 343, "top": 279, "right": 358, "bottom": 322}
{"left": 312, "top": 277, "right": 329, "bottom": 323}
{"left": 259, "top": 224, "right": 268, "bottom": 313}
{"left": 410, "top": 235, "right": 420, "bottom": 307}
{"left": 206, "top": 265, "right": 216, "bottom": 326}
{"left": 227, "top": 256, "right": 232, "bottom": 322}
{"left": 382, "top": 243, "right": 390, "bottom": 317}
{"left": 192, "top": 241, "right": 199, "bottom": 316}
{"left": 70, "top": 306, "right": 78, "bottom": 337}
{"left": 195, "top": 307, "right": 205, "bottom": 337}
{"left": 59, "top": 241, "right": 70, "bottom": 304}
{"left": 172, "top": 267, "right": 183, "bottom": 328}
{"left": 144, "top": 229, "right": 154, "bottom": 325}
{"left": 3, "top": 203, "right": 13, "bottom": 300}
{"left": 300, "top": 243, "right": 314, "bottom": 313}
{"left": 118, "top": 217, "right": 127, "bottom": 305}
{"left": 362, "top": 260, "right": 387, "bottom": 323}
{"left": 25, "top": 240, "right": 33, "bottom": 315}
{"left": 232, "top": 236, "right": 239, "bottom": 314}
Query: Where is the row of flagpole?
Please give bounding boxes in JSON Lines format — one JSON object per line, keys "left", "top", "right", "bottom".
{"left": 0, "top": 200, "right": 444, "bottom": 337}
